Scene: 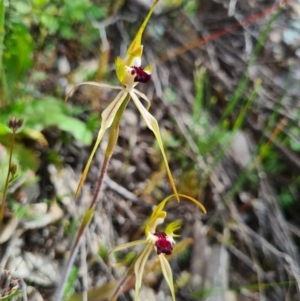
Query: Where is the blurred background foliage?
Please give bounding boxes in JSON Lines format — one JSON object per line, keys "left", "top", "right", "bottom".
{"left": 0, "top": 0, "right": 106, "bottom": 186}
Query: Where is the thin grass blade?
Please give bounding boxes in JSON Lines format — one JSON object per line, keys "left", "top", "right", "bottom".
{"left": 220, "top": 7, "right": 282, "bottom": 123}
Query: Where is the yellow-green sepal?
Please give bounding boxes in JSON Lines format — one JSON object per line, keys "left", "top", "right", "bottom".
{"left": 134, "top": 244, "right": 152, "bottom": 301}
{"left": 147, "top": 209, "right": 167, "bottom": 234}
{"left": 165, "top": 220, "right": 181, "bottom": 238}
{"left": 115, "top": 57, "right": 126, "bottom": 84}
{"left": 144, "top": 65, "right": 153, "bottom": 73}
{"left": 124, "top": 0, "right": 160, "bottom": 66}
{"left": 126, "top": 46, "right": 143, "bottom": 67}
{"left": 152, "top": 194, "right": 207, "bottom": 218}
{"left": 158, "top": 254, "right": 176, "bottom": 301}
{"left": 75, "top": 91, "right": 128, "bottom": 198}
{"left": 130, "top": 91, "right": 180, "bottom": 201}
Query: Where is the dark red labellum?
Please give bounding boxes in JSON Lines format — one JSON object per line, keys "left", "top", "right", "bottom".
{"left": 154, "top": 232, "right": 173, "bottom": 255}
{"left": 132, "top": 66, "right": 151, "bottom": 83}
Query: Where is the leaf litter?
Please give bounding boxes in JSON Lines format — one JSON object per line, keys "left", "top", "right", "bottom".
{"left": 1, "top": 1, "right": 300, "bottom": 300}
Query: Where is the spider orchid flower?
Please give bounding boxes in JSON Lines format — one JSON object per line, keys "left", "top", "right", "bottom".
{"left": 109, "top": 194, "right": 206, "bottom": 301}
{"left": 66, "top": 0, "right": 179, "bottom": 201}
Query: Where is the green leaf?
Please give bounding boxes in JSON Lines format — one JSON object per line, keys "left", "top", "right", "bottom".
{"left": 0, "top": 123, "right": 12, "bottom": 135}
{"left": 11, "top": 141, "right": 40, "bottom": 171}
{"left": 40, "top": 9, "right": 59, "bottom": 35}
{"left": 4, "top": 21, "right": 33, "bottom": 92}
{"left": 50, "top": 114, "right": 93, "bottom": 145}
{"left": 0, "top": 138, "right": 39, "bottom": 172}
{"left": 63, "top": 266, "right": 79, "bottom": 299}
{"left": 13, "top": 97, "right": 93, "bottom": 145}
{"left": 14, "top": 1, "right": 31, "bottom": 14}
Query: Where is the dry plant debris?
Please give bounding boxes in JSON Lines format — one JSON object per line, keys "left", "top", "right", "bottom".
{"left": 1, "top": 0, "right": 300, "bottom": 300}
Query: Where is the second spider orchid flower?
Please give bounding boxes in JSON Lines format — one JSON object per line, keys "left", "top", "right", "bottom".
{"left": 109, "top": 194, "right": 206, "bottom": 301}
{"left": 66, "top": 0, "right": 179, "bottom": 201}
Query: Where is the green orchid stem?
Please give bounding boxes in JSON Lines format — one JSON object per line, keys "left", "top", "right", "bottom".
{"left": 89, "top": 94, "right": 130, "bottom": 209}
{"left": 0, "top": 130, "right": 15, "bottom": 227}
{"left": 110, "top": 253, "right": 137, "bottom": 301}
{"left": 53, "top": 206, "right": 95, "bottom": 301}
{"left": 0, "top": 0, "right": 7, "bottom": 107}
{"left": 54, "top": 95, "right": 130, "bottom": 301}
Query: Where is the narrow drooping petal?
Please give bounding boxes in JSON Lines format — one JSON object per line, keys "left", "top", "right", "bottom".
{"left": 109, "top": 239, "right": 147, "bottom": 268}
{"left": 147, "top": 194, "right": 206, "bottom": 236}
{"left": 134, "top": 244, "right": 152, "bottom": 301}
{"left": 159, "top": 254, "right": 176, "bottom": 301}
{"left": 130, "top": 91, "right": 179, "bottom": 202}
{"left": 75, "top": 91, "right": 128, "bottom": 197}
{"left": 110, "top": 240, "right": 147, "bottom": 254}
{"left": 133, "top": 88, "right": 151, "bottom": 110}
{"left": 152, "top": 194, "right": 207, "bottom": 220}
{"left": 65, "top": 81, "right": 123, "bottom": 102}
